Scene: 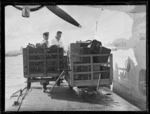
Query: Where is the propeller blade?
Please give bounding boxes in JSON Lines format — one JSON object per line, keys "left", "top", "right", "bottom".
{"left": 46, "top": 5, "right": 81, "bottom": 27}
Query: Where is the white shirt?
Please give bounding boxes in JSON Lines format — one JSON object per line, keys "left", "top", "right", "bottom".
{"left": 51, "top": 38, "right": 64, "bottom": 48}
{"left": 41, "top": 39, "right": 50, "bottom": 48}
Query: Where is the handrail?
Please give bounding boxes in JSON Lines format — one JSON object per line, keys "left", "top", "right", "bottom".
{"left": 71, "top": 54, "right": 111, "bottom": 57}
{"left": 73, "top": 62, "right": 110, "bottom": 66}
{"left": 28, "top": 53, "right": 63, "bottom": 55}
{"left": 73, "top": 70, "right": 110, "bottom": 75}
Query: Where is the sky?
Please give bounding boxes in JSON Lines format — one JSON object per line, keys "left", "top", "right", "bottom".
{"left": 5, "top": 5, "right": 133, "bottom": 52}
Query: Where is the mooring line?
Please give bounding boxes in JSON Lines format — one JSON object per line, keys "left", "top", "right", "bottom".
{"left": 17, "top": 88, "right": 32, "bottom": 111}
{"left": 10, "top": 87, "right": 25, "bottom": 99}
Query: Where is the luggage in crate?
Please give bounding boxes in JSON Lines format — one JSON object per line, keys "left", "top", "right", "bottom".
{"left": 80, "top": 57, "right": 90, "bottom": 63}
{"left": 100, "top": 65, "right": 110, "bottom": 79}
{"left": 29, "top": 61, "right": 44, "bottom": 74}
{"left": 80, "top": 47, "right": 91, "bottom": 63}
{"left": 46, "top": 67, "right": 56, "bottom": 72}
{"left": 29, "top": 66, "right": 44, "bottom": 74}
{"left": 93, "top": 66, "right": 110, "bottom": 79}
{"left": 101, "top": 67, "right": 110, "bottom": 79}
{"left": 29, "top": 55, "right": 44, "bottom": 60}
{"left": 90, "top": 40, "right": 102, "bottom": 54}
{"left": 28, "top": 47, "right": 45, "bottom": 54}
{"left": 46, "top": 61, "right": 56, "bottom": 72}
{"left": 46, "top": 54, "right": 63, "bottom": 60}
{"left": 63, "top": 56, "right": 68, "bottom": 69}
{"left": 74, "top": 74, "right": 91, "bottom": 80}
{"left": 93, "top": 65, "right": 101, "bottom": 71}
{"left": 47, "top": 45, "right": 63, "bottom": 54}
{"left": 93, "top": 46, "right": 111, "bottom": 63}
{"left": 80, "top": 47, "right": 91, "bottom": 54}
{"left": 46, "top": 60, "right": 64, "bottom": 73}
{"left": 74, "top": 66, "right": 91, "bottom": 72}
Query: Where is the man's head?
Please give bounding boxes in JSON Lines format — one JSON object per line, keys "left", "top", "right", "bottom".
{"left": 56, "top": 31, "right": 62, "bottom": 41}
{"left": 43, "top": 32, "right": 49, "bottom": 40}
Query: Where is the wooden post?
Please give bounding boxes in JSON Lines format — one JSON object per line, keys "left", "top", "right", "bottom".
{"left": 57, "top": 47, "right": 60, "bottom": 74}
{"left": 70, "top": 55, "right": 74, "bottom": 86}
{"left": 49, "top": 70, "right": 64, "bottom": 93}
{"left": 97, "top": 73, "right": 101, "bottom": 91}
{"left": 110, "top": 54, "right": 113, "bottom": 85}
{"left": 27, "top": 47, "right": 29, "bottom": 75}
{"left": 44, "top": 47, "right": 46, "bottom": 77}
{"left": 91, "top": 55, "right": 93, "bottom": 85}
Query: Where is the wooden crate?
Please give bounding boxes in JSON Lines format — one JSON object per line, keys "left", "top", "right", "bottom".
{"left": 69, "top": 43, "right": 81, "bottom": 63}
{"left": 93, "top": 65, "right": 110, "bottom": 79}
{"left": 28, "top": 47, "right": 45, "bottom": 54}
{"left": 23, "top": 48, "right": 28, "bottom": 76}
{"left": 93, "top": 65, "right": 101, "bottom": 71}
{"left": 93, "top": 46, "right": 111, "bottom": 63}
{"left": 23, "top": 47, "right": 64, "bottom": 78}
{"left": 68, "top": 52, "right": 113, "bottom": 87}
{"left": 73, "top": 65, "right": 91, "bottom": 72}
{"left": 80, "top": 47, "right": 91, "bottom": 54}
{"left": 47, "top": 45, "right": 63, "bottom": 54}
{"left": 74, "top": 74, "right": 91, "bottom": 80}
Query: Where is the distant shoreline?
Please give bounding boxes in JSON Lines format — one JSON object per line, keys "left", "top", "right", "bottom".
{"left": 5, "top": 53, "right": 22, "bottom": 57}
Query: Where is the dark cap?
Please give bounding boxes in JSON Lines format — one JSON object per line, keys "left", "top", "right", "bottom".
{"left": 43, "top": 32, "right": 49, "bottom": 36}
{"left": 57, "top": 31, "right": 62, "bottom": 34}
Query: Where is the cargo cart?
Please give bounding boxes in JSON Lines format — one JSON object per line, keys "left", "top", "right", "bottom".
{"left": 23, "top": 46, "right": 64, "bottom": 89}
{"left": 65, "top": 43, "right": 113, "bottom": 89}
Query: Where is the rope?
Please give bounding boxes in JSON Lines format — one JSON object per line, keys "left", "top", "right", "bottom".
{"left": 10, "top": 86, "right": 27, "bottom": 99}
{"left": 10, "top": 86, "right": 32, "bottom": 111}
{"left": 10, "top": 90, "right": 20, "bottom": 99}
{"left": 17, "top": 88, "right": 32, "bottom": 111}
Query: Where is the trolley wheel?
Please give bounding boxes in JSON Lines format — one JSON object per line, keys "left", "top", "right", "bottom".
{"left": 92, "top": 87, "right": 97, "bottom": 91}
{"left": 69, "top": 85, "right": 73, "bottom": 89}
{"left": 27, "top": 78, "right": 31, "bottom": 89}
{"left": 57, "top": 79, "right": 60, "bottom": 86}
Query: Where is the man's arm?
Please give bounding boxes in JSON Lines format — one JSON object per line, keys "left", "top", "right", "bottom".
{"left": 51, "top": 39, "right": 56, "bottom": 46}
{"left": 59, "top": 39, "right": 64, "bottom": 48}
{"left": 60, "top": 40, "right": 66, "bottom": 53}
{"left": 40, "top": 40, "right": 45, "bottom": 45}
{"left": 47, "top": 41, "right": 51, "bottom": 48}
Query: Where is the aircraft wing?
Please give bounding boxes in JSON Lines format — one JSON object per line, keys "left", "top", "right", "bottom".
{"left": 88, "top": 5, "right": 146, "bottom": 13}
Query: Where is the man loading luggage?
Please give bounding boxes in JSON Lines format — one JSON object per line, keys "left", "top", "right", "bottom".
{"left": 40, "top": 32, "right": 50, "bottom": 48}
{"left": 51, "top": 31, "right": 64, "bottom": 48}
{"left": 51, "top": 31, "right": 65, "bottom": 83}
{"left": 40, "top": 32, "right": 50, "bottom": 92}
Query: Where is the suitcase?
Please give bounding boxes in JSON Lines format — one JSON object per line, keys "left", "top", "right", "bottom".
{"left": 93, "top": 46, "right": 111, "bottom": 63}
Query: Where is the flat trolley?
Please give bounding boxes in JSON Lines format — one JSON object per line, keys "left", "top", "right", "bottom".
{"left": 23, "top": 46, "right": 65, "bottom": 89}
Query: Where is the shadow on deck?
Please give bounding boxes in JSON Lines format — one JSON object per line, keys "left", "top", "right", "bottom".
{"left": 40, "top": 85, "right": 120, "bottom": 107}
